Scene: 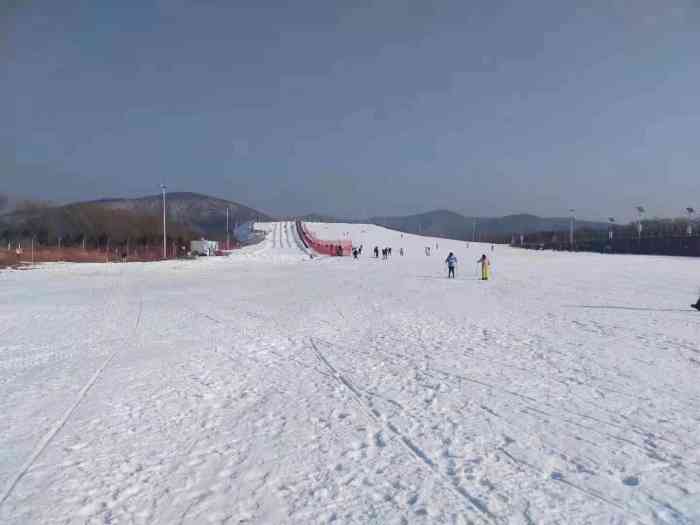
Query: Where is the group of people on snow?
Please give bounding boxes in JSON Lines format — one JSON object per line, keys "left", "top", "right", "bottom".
{"left": 349, "top": 239, "right": 493, "bottom": 282}
{"left": 371, "top": 246, "right": 394, "bottom": 259}
{"left": 444, "top": 252, "right": 491, "bottom": 280}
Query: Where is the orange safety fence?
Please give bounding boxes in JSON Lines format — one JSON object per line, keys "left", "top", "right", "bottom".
{"left": 299, "top": 223, "right": 352, "bottom": 256}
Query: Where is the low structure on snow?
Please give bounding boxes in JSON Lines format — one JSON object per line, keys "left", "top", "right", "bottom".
{"left": 190, "top": 239, "right": 219, "bottom": 256}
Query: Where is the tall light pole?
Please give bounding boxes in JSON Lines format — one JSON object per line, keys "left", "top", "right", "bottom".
{"left": 636, "top": 206, "right": 645, "bottom": 240}
{"left": 226, "top": 207, "right": 230, "bottom": 250}
{"left": 686, "top": 207, "right": 695, "bottom": 236}
{"left": 608, "top": 217, "right": 615, "bottom": 241}
{"left": 569, "top": 209, "right": 575, "bottom": 248}
{"left": 161, "top": 184, "right": 167, "bottom": 258}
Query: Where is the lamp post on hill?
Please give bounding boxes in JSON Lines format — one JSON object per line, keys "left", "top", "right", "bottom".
{"left": 569, "top": 209, "right": 575, "bottom": 249}
{"left": 226, "top": 207, "right": 230, "bottom": 250}
{"left": 635, "top": 206, "right": 645, "bottom": 240}
{"left": 161, "top": 184, "right": 167, "bottom": 259}
{"left": 608, "top": 217, "right": 615, "bottom": 241}
{"left": 687, "top": 207, "right": 695, "bottom": 236}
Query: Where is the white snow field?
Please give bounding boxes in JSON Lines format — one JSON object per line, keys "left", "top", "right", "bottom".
{"left": 1, "top": 220, "right": 699, "bottom": 524}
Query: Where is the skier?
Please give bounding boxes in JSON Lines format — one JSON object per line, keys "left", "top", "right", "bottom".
{"left": 374, "top": 246, "right": 379, "bottom": 258}
{"left": 399, "top": 247, "right": 404, "bottom": 256}
{"left": 445, "top": 252, "right": 457, "bottom": 279}
{"left": 352, "top": 248, "right": 358, "bottom": 259}
{"left": 477, "top": 254, "right": 490, "bottom": 280}
{"left": 692, "top": 297, "right": 700, "bottom": 311}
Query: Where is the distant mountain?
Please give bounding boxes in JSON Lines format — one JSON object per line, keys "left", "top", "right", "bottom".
{"left": 0, "top": 192, "right": 273, "bottom": 242}
{"left": 369, "top": 210, "right": 609, "bottom": 241}
{"left": 86, "top": 192, "right": 272, "bottom": 236}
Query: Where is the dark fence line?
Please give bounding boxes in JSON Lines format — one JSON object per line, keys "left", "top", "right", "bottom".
{"left": 0, "top": 244, "right": 185, "bottom": 267}
{"left": 515, "top": 234, "right": 700, "bottom": 257}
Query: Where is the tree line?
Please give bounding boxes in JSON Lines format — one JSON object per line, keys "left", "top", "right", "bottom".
{"left": 0, "top": 198, "right": 196, "bottom": 249}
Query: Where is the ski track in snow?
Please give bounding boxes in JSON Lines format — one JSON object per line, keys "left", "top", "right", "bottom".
{"left": 0, "top": 221, "right": 699, "bottom": 524}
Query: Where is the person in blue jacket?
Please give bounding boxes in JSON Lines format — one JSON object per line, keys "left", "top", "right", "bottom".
{"left": 445, "top": 252, "right": 457, "bottom": 279}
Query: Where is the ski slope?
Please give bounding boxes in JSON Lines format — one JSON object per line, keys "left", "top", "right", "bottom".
{"left": 1, "top": 222, "right": 699, "bottom": 524}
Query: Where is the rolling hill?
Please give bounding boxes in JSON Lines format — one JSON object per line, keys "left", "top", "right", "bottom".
{"left": 369, "top": 210, "right": 609, "bottom": 241}
{"left": 0, "top": 192, "right": 272, "bottom": 243}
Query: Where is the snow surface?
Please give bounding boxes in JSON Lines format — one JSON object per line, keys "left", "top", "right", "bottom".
{"left": 1, "top": 221, "right": 699, "bottom": 524}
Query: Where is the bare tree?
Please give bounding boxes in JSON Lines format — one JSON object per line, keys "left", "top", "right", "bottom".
{"left": 16, "top": 199, "right": 51, "bottom": 213}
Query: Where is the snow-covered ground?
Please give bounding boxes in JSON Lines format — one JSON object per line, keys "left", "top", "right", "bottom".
{"left": 1, "top": 221, "right": 699, "bottom": 524}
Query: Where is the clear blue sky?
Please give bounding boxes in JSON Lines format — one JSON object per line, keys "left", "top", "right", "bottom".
{"left": 3, "top": 1, "right": 699, "bottom": 220}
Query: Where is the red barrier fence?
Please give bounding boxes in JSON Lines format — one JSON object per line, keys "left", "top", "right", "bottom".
{"left": 0, "top": 246, "right": 181, "bottom": 268}
{"left": 299, "top": 223, "right": 352, "bottom": 256}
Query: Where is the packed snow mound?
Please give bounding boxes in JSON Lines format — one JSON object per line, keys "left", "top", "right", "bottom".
{"left": 1, "top": 222, "right": 699, "bottom": 523}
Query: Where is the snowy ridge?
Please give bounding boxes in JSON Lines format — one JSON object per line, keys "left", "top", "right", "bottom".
{"left": 1, "top": 222, "right": 699, "bottom": 524}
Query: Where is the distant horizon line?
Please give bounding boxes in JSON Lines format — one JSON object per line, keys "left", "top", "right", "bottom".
{"left": 2, "top": 190, "right": 694, "bottom": 224}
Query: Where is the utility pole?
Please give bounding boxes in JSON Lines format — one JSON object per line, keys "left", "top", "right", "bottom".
{"left": 226, "top": 207, "right": 230, "bottom": 250}
{"left": 161, "top": 184, "right": 167, "bottom": 259}
{"left": 636, "top": 206, "right": 645, "bottom": 240}
{"left": 608, "top": 217, "right": 615, "bottom": 241}
{"left": 569, "top": 209, "right": 575, "bottom": 248}
{"left": 687, "top": 207, "right": 695, "bottom": 236}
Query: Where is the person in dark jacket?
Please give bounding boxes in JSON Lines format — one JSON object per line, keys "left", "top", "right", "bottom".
{"left": 374, "top": 246, "right": 379, "bottom": 258}
{"left": 445, "top": 252, "right": 457, "bottom": 279}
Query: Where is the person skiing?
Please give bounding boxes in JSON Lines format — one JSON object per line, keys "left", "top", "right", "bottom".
{"left": 477, "top": 254, "right": 490, "bottom": 280}
{"left": 445, "top": 252, "right": 457, "bottom": 279}
{"left": 352, "top": 248, "right": 358, "bottom": 259}
{"left": 374, "top": 246, "right": 379, "bottom": 258}
{"left": 399, "top": 247, "right": 404, "bottom": 256}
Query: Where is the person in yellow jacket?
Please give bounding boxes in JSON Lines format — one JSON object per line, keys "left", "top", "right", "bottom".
{"left": 477, "top": 254, "right": 490, "bottom": 280}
